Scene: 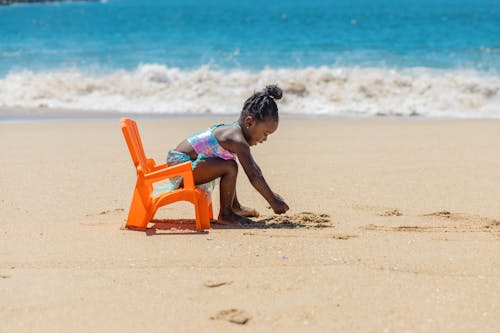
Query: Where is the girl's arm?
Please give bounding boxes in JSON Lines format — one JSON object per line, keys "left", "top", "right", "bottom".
{"left": 232, "top": 142, "right": 289, "bottom": 214}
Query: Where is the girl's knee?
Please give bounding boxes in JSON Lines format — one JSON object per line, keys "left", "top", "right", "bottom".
{"left": 223, "top": 159, "right": 238, "bottom": 175}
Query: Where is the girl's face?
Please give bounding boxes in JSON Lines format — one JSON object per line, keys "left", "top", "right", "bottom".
{"left": 244, "top": 116, "right": 279, "bottom": 146}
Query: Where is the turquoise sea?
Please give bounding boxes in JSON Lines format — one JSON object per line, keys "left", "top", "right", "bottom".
{"left": 1, "top": 0, "right": 499, "bottom": 117}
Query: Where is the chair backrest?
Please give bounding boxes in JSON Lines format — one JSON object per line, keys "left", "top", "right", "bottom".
{"left": 120, "top": 118, "right": 150, "bottom": 174}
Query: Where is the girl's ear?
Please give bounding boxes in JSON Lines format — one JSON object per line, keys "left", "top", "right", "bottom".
{"left": 244, "top": 115, "right": 255, "bottom": 129}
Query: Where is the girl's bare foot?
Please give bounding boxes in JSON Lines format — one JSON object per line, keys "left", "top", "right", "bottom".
{"left": 232, "top": 204, "right": 260, "bottom": 218}
{"left": 217, "top": 211, "right": 247, "bottom": 225}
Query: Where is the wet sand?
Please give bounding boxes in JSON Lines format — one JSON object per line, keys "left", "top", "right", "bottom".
{"left": 0, "top": 117, "right": 499, "bottom": 332}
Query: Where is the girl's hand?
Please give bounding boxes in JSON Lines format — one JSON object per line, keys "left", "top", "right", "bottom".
{"left": 271, "top": 193, "right": 289, "bottom": 214}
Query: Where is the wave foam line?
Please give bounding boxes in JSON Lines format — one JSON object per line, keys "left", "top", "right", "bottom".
{"left": 0, "top": 64, "right": 499, "bottom": 118}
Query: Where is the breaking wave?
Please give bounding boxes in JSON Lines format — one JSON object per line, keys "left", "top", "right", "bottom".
{"left": 0, "top": 64, "right": 498, "bottom": 118}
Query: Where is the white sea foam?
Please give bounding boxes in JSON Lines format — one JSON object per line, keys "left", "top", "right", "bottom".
{"left": 0, "top": 64, "right": 498, "bottom": 118}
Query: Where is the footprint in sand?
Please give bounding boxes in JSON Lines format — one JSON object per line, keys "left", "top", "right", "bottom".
{"left": 422, "top": 211, "right": 500, "bottom": 229}
{"left": 331, "top": 234, "right": 358, "bottom": 240}
{"left": 353, "top": 205, "right": 404, "bottom": 217}
{"left": 203, "top": 280, "right": 232, "bottom": 288}
{"left": 243, "top": 232, "right": 358, "bottom": 240}
{"left": 363, "top": 225, "right": 434, "bottom": 232}
{"left": 377, "top": 209, "right": 403, "bottom": 217}
{"left": 210, "top": 309, "right": 251, "bottom": 325}
{"left": 423, "top": 211, "right": 454, "bottom": 218}
{"left": 362, "top": 210, "right": 500, "bottom": 233}
{"left": 85, "top": 208, "right": 125, "bottom": 217}
{"left": 0, "top": 274, "right": 10, "bottom": 279}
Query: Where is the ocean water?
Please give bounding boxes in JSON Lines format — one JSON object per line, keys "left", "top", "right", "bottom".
{"left": 0, "top": 0, "right": 499, "bottom": 117}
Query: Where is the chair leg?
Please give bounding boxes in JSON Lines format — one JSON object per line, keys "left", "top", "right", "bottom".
{"left": 200, "top": 206, "right": 211, "bottom": 230}
{"left": 126, "top": 186, "right": 152, "bottom": 230}
{"left": 194, "top": 198, "right": 203, "bottom": 231}
{"left": 197, "top": 195, "right": 211, "bottom": 230}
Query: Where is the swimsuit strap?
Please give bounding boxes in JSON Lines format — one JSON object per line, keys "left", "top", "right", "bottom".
{"left": 211, "top": 122, "right": 241, "bottom": 130}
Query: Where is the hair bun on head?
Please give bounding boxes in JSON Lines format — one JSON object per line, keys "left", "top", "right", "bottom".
{"left": 264, "top": 84, "right": 283, "bottom": 100}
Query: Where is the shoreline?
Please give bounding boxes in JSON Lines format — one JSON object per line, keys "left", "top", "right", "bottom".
{"left": 1, "top": 107, "right": 500, "bottom": 123}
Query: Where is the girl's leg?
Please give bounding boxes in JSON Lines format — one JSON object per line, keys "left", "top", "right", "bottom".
{"left": 232, "top": 192, "right": 259, "bottom": 217}
{"left": 191, "top": 157, "right": 244, "bottom": 224}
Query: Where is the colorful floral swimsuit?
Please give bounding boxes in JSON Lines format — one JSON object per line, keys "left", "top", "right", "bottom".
{"left": 187, "top": 123, "right": 238, "bottom": 161}
{"left": 152, "top": 123, "right": 240, "bottom": 196}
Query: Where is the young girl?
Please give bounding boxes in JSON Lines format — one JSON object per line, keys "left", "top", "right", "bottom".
{"left": 164, "top": 85, "right": 289, "bottom": 225}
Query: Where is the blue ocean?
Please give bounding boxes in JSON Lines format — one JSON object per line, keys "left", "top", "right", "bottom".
{"left": 1, "top": 0, "right": 499, "bottom": 117}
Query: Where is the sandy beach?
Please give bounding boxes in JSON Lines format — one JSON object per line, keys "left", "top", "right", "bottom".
{"left": 0, "top": 116, "right": 499, "bottom": 332}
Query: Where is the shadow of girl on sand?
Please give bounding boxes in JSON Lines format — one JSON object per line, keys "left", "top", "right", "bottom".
{"left": 146, "top": 212, "right": 331, "bottom": 235}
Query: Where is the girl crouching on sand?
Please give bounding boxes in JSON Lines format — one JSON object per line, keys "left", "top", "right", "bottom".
{"left": 163, "top": 85, "right": 289, "bottom": 225}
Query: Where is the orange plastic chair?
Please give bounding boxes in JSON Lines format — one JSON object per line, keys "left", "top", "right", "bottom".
{"left": 120, "top": 117, "right": 213, "bottom": 231}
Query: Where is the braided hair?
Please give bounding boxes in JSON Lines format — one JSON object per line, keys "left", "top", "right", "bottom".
{"left": 240, "top": 85, "right": 283, "bottom": 122}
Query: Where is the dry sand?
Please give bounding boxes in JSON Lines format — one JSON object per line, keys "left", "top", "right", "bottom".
{"left": 0, "top": 117, "right": 499, "bottom": 332}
